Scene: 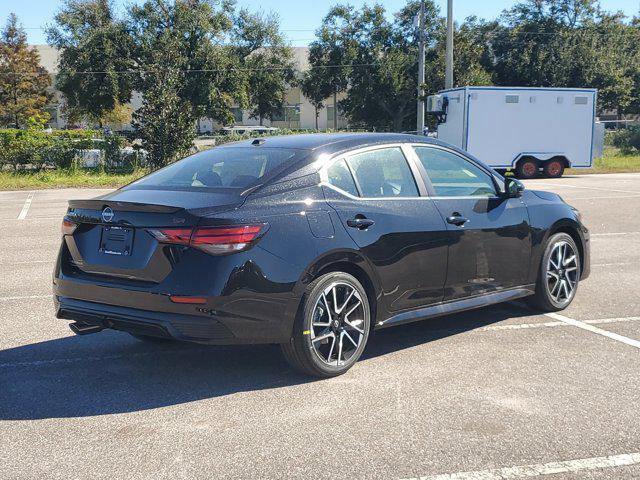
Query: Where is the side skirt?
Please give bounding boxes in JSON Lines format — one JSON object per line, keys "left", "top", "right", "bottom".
{"left": 376, "top": 286, "right": 535, "bottom": 329}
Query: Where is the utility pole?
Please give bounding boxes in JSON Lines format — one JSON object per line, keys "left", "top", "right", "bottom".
{"left": 445, "top": 0, "right": 454, "bottom": 89}
{"left": 416, "top": 0, "right": 426, "bottom": 134}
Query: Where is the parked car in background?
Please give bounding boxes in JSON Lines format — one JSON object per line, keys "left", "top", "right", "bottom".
{"left": 54, "top": 133, "right": 589, "bottom": 377}
{"left": 220, "top": 125, "right": 279, "bottom": 135}
{"left": 428, "top": 86, "right": 603, "bottom": 178}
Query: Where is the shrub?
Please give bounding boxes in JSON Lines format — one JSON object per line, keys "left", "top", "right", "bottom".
{"left": 607, "top": 126, "right": 640, "bottom": 154}
{"left": 0, "top": 129, "right": 101, "bottom": 170}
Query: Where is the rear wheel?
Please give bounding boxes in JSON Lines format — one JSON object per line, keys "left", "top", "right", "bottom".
{"left": 543, "top": 159, "right": 565, "bottom": 178}
{"left": 515, "top": 157, "right": 539, "bottom": 179}
{"left": 281, "top": 272, "right": 371, "bottom": 378}
{"left": 527, "top": 233, "right": 580, "bottom": 311}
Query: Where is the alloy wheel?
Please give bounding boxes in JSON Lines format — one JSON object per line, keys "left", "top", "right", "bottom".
{"left": 310, "top": 282, "right": 366, "bottom": 367}
{"left": 546, "top": 241, "right": 579, "bottom": 305}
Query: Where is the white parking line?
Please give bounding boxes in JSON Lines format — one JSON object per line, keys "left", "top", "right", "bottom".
{"left": 403, "top": 452, "right": 640, "bottom": 480}
{"left": 480, "top": 316, "right": 640, "bottom": 331}
{"left": 533, "top": 183, "right": 640, "bottom": 195}
{"left": 591, "top": 232, "right": 640, "bottom": 237}
{"left": 17, "top": 191, "right": 35, "bottom": 220}
{"left": 545, "top": 312, "right": 640, "bottom": 349}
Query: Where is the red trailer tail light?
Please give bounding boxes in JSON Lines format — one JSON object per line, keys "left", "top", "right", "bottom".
{"left": 148, "top": 224, "right": 267, "bottom": 255}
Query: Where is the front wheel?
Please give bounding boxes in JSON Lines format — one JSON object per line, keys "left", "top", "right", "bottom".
{"left": 527, "top": 233, "right": 580, "bottom": 311}
{"left": 281, "top": 272, "right": 371, "bottom": 378}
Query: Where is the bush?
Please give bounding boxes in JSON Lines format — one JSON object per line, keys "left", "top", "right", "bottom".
{"left": 607, "top": 126, "right": 640, "bottom": 154}
{"left": 0, "top": 129, "right": 102, "bottom": 170}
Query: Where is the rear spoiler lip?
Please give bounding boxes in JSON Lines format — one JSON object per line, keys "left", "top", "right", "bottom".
{"left": 67, "top": 199, "right": 183, "bottom": 214}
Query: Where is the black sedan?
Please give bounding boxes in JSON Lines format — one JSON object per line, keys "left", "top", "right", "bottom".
{"left": 54, "top": 133, "right": 590, "bottom": 377}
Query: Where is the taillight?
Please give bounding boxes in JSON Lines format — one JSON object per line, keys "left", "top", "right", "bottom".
{"left": 61, "top": 218, "right": 78, "bottom": 235}
{"left": 148, "top": 224, "right": 267, "bottom": 255}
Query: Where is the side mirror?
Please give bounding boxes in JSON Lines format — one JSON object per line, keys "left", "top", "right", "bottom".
{"left": 504, "top": 177, "right": 525, "bottom": 198}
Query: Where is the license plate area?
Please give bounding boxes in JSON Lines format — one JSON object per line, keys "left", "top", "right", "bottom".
{"left": 100, "top": 226, "right": 134, "bottom": 256}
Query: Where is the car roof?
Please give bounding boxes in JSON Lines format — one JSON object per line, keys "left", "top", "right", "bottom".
{"left": 221, "top": 132, "right": 440, "bottom": 154}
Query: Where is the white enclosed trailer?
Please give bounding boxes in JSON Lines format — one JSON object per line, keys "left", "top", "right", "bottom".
{"left": 427, "top": 86, "right": 599, "bottom": 178}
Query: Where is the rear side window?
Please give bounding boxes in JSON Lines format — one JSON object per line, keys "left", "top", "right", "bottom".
{"left": 414, "top": 147, "right": 496, "bottom": 197}
{"left": 327, "top": 159, "right": 358, "bottom": 196}
{"left": 346, "top": 147, "right": 419, "bottom": 198}
{"left": 129, "top": 147, "right": 298, "bottom": 191}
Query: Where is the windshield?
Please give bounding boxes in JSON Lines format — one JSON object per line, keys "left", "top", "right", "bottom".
{"left": 127, "top": 147, "right": 299, "bottom": 191}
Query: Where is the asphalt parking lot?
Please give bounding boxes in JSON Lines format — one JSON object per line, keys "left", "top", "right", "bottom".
{"left": 1, "top": 173, "right": 639, "bottom": 480}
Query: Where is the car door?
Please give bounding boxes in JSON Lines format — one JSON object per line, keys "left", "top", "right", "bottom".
{"left": 321, "top": 144, "right": 449, "bottom": 313}
{"left": 411, "top": 145, "right": 532, "bottom": 301}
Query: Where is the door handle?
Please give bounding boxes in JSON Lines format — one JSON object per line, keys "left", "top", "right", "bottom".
{"left": 347, "top": 217, "right": 375, "bottom": 230}
{"left": 446, "top": 213, "right": 468, "bottom": 226}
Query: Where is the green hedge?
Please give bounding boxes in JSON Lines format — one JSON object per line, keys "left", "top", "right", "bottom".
{"left": 0, "top": 129, "right": 103, "bottom": 170}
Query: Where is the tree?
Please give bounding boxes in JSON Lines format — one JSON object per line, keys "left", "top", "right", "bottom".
{"left": 0, "top": 13, "right": 51, "bottom": 128}
{"left": 232, "top": 10, "right": 295, "bottom": 125}
{"left": 128, "top": 0, "right": 247, "bottom": 166}
{"left": 308, "top": 5, "right": 358, "bottom": 129}
{"left": 309, "top": 2, "right": 442, "bottom": 132}
{"left": 47, "top": 0, "right": 134, "bottom": 126}
{"left": 487, "top": 0, "right": 639, "bottom": 112}
{"left": 299, "top": 70, "right": 328, "bottom": 130}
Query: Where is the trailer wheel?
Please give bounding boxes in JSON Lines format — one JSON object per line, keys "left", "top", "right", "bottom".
{"left": 515, "top": 158, "right": 539, "bottom": 179}
{"left": 543, "top": 159, "right": 565, "bottom": 178}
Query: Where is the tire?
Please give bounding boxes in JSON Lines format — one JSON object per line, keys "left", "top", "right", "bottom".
{"left": 527, "top": 232, "right": 581, "bottom": 312}
{"left": 129, "top": 333, "right": 175, "bottom": 343}
{"left": 515, "top": 157, "right": 539, "bottom": 179}
{"left": 281, "top": 272, "right": 371, "bottom": 378}
{"left": 543, "top": 159, "right": 565, "bottom": 178}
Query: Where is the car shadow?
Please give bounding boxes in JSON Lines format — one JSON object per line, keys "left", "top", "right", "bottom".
{"left": 0, "top": 303, "right": 538, "bottom": 420}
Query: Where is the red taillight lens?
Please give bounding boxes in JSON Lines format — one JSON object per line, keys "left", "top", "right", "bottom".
{"left": 61, "top": 218, "right": 78, "bottom": 235}
{"left": 148, "top": 228, "right": 192, "bottom": 246}
{"left": 148, "top": 224, "right": 266, "bottom": 255}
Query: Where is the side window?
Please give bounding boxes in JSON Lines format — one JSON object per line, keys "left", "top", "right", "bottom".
{"left": 346, "top": 147, "right": 419, "bottom": 198}
{"left": 327, "top": 159, "right": 359, "bottom": 196}
{"left": 414, "top": 147, "right": 496, "bottom": 197}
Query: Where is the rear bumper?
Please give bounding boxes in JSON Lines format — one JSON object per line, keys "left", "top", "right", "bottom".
{"left": 56, "top": 297, "right": 239, "bottom": 344}
{"left": 54, "top": 277, "right": 298, "bottom": 345}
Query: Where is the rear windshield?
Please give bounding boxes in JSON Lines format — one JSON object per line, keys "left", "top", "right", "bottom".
{"left": 127, "top": 147, "right": 299, "bottom": 191}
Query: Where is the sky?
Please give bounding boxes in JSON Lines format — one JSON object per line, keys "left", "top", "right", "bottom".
{"left": 2, "top": 0, "right": 639, "bottom": 45}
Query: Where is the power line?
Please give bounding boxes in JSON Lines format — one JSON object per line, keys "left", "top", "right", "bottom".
{"left": 0, "top": 62, "right": 381, "bottom": 76}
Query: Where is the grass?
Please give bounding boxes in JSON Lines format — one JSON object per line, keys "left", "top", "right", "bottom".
{"left": 567, "top": 146, "right": 640, "bottom": 175}
{"left": 0, "top": 167, "right": 149, "bottom": 190}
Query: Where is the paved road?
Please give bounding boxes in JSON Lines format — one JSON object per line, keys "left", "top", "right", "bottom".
{"left": 1, "top": 174, "right": 639, "bottom": 479}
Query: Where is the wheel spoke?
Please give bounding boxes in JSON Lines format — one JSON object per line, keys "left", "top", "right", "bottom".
{"left": 312, "top": 331, "right": 334, "bottom": 343}
{"left": 547, "top": 271, "right": 559, "bottom": 280}
{"left": 337, "top": 332, "right": 344, "bottom": 365}
{"left": 344, "top": 300, "right": 362, "bottom": 318}
{"left": 344, "top": 318, "right": 364, "bottom": 334}
{"left": 565, "top": 266, "right": 577, "bottom": 273}
{"left": 563, "top": 255, "right": 576, "bottom": 267}
{"left": 344, "top": 330, "right": 359, "bottom": 348}
{"left": 326, "top": 335, "right": 336, "bottom": 363}
{"left": 332, "top": 286, "right": 339, "bottom": 315}
{"left": 336, "top": 288, "right": 355, "bottom": 314}
{"left": 321, "top": 292, "right": 333, "bottom": 321}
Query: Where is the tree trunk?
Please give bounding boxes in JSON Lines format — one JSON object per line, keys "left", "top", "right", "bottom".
{"left": 333, "top": 89, "right": 338, "bottom": 130}
{"left": 314, "top": 106, "right": 319, "bottom": 131}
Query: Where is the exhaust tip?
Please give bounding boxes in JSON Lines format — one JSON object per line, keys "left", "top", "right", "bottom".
{"left": 69, "top": 322, "right": 104, "bottom": 336}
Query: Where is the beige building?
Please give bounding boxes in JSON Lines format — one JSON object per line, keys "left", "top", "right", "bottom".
{"left": 35, "top": 45, "right": 348, "bottom": 132}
